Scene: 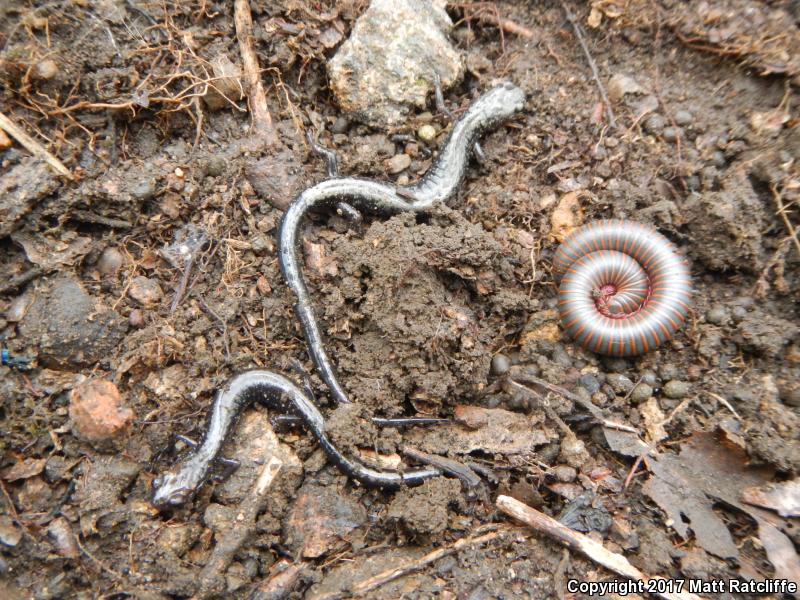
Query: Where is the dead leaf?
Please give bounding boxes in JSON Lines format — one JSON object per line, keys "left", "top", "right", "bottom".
{"left": 1, "top": 458, "right": 47, "bottom": 481}
{"left": 755, "top": 518, "right": 800, "bottom": 588}
{"left": 643, "top": 432, "right": 775, "bottom": 560}
{"left": 750, "top": 109, "right": 790, "bottom": 136}
{"left": 742, "top": 478, "right": 800, "bottom": 518}
{"left": 550, "top": 191, "right": 584, "bottom": 242}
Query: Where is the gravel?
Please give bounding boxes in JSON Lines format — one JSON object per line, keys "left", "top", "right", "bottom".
{"left": 663, "top": 380, "right": 691, "bottom": 399}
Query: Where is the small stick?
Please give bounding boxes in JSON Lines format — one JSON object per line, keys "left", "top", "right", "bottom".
{"left": 496, "top": 495, "right": 706, "bottom": 600}
{"left": 508, "top": 367, "right": 638, "bottom": 433}
{"left": 0, "top": 110, "right": 73, "bottom": 179}
{"left": 193, "top": 456, "right": 283, "bottom": 599}
{"left": 233, "top": 0, "right": 277, "bottom": 144}
{"left": 400, "top": 445, "right": 478, "bottom": 489}
{"left": 314, "top": 525, "right": 508, "bottom": 600}
{"left": 705, "top": 392, "right": 742, "bottom": 421}
{"left": 557, "top": 2, "right": 617, "bottom": 129}
{"left": 771, "top": 184, "right": 800, "bottom": 257}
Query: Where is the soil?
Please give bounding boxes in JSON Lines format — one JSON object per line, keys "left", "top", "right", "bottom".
{"left": 1, "top": 1, "right": 798, "bottom": 599}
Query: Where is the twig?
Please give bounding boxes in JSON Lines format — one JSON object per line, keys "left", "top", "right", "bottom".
{"left": 199, "top": 298, "right": 231, "bottom": 361}
{"left": 0, "top": 110, "right": 73, "bottom": 179}
{"left": 400, "top": 446, "right": 478, "bottom": 489}
{"left": 622, "top": 451, "right": 647, "bottom": 490}
{"left": 496, "top": 496, "right": 706, "bottom": 600}
{"left": 193, "top": 455, "right": 283, "bottom": 599}
{"left": 315, "top": 525, "right": 508, "bottom": 600}
{"left": 558, "top": 2, "right": 617, "bottom": 129}
{"left": 69, "top": 209, "right": 133, "bottom": 229}
{"left": 248, "top": 559, "right": 305, "bottom": 600}
{"left": 771, "top": 184, "right": 800, "bottom": 257}
{"left": 450, "top": 3, "right": 534, "bottom": 39}
{"left": 233, "top": 0, "right": 277, "bottom": 144}
{"left": 705, "top": 392, "right": 742, "bottom": 421}
{"left": 507, "top": 366, "right": 638, "bottom": 433}
{"left": 170, "top": 256, "right": 195, "bottom": 313}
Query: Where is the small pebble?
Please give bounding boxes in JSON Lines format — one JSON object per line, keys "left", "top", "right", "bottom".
{"left": 711, "top": 151, "right": 726, "bottom": 168}
{"left": 490, "top": 353, "right": 511, "bottom": 376}
{"left": 250, "top": 234, "right": 273, "bottom": 255}
{"left": 629, "top": 383, "right": 653, "bottom": 404}
{"left": 132, "top": 179, "right": 156, "bottom": 201}
{"left": 4, "top": 293, "right": 32, "bottom": 322}
{"left": 706, "top": 306, "right": 728, "bottom": 325}
{"left": 663, "top": 380, "right": 691, "bottom": 399}
{"left": 97, "top": 247, "right": 124, "bottom": 276}
{"left": 578, "top": 373, "right": 601, "bottom": 394}
{"left": 662, "top": 127, "right": 679, "bottom": 143}
{"left": 129, "top": 309, "right": 146, "bottom": 328}
{"left": 206, "top": 156, "right": 226, "bottom": 177}
{"left": 128, "top": 276, "right": 163, "bottom": 307}
{"left": 658, "top": 363, "right": 678, "bottom": 380}
{"left": 35, "top": 58, "right": 59, "bottom": 80}
{"left": 592, "top": 146, "right": 608, "bottom": 161}
{"left": 639, "top": 369, "right": 658, "bottom": 386}
{"left": 731, "top": 305, "right": 748, "bottom": 322}
{"left": 644, "top": 113, "right": 666, "bottom": 135}
{"left": 387, "top": 153, "right": 411, "bottom": 174}
{"left": 552, "top": 465, "right": 577, "bottom": 483}
{"left": 606, "top": 373, "right": 634, "bottom": 395}
{"left": 779, "top": 384, "right": 800, "bottom": 407}
{"left": 686, "top": 176, "right": 700, "bottom": 192}
{"left": 417, "top": 124, "right": 437, "bottom": 143}
{"left": 674, "top": 110, "right": 693, "bottom": 126}
{"left": 0, "top": 515, "right": 22, "bottom": 548}
{"left": 331, "top": 117, "right": 349, "bottom": 134}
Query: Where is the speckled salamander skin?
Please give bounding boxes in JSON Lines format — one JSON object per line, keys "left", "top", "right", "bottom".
{"left": 553, "top": 219, "right": 692, "bottom": 357}
{"left": 151, "top": 370, "right": 442, "bottom": 507}
{"left": 278, "top": 82, "right": 526, "bottom": 406}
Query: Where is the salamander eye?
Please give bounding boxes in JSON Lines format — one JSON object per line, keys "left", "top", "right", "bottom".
{"left": 152, "top": 476, "right": 163, "bottom": 489}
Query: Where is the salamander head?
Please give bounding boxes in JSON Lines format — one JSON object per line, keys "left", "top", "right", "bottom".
{"left": 475, "top": 81, "right": 526, "bottom": 123}
{"left": 151, "top": 467, "right": 201, "bottom": 508}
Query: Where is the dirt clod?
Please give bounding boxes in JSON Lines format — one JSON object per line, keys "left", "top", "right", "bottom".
{"left": 68, "top": 379, "right": 135, "bottom": 446}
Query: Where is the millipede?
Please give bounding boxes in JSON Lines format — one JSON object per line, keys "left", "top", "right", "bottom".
{"left": 553, "top": 219, "right": 692, "bottom": 357}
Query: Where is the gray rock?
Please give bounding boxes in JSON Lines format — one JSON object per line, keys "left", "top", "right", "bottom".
{"left": 327, "top": 0, "right": 464, "bottom": 127}
{"left": 674, "top": 110, "right": 693, "bottom": 126}
{"left": 706, "top": 306, "right": 728, "bottom": 325}
{"left": 663, "top": 380, "right": 691, "bottom": 399}
{"left": 96, "top": 247, "right": 124, "bottom": 276}
{"left": 644, "top": 113, "right": 665, "bottom": 135}
{"left": 331, "top": 116, "right": 350, "bottom": 134}
{"left": 387, "top": 153, "right": 411, "bottom": 174}
{"left": 490, "top": 353, "right": 511, "bottom": 376}
{"left": 18, "top": 276, "right": 127, "bottom": 368}
{"left": 662, "top": 127, "right": 679, "bottom": 143}
{"left": 578, "top": 373, "right": 600, "bottom": 394}
{"left": 629, "top": 383, "right": 653, "bottom": 404}
{"left": 606, "top": 373, "right": 634, "bottom": 395}
{"left": 0, "top": 515, "right": 22, "bottom": 548}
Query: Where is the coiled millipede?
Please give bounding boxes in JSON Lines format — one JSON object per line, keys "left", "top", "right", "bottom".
{"left": 553, "top": 220, "right": 692, "bottom": 357}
